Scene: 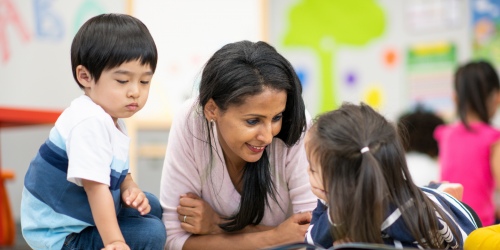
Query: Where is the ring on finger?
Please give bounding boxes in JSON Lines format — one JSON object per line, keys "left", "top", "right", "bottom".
{"left": 183, "top": 215, "right": 187, "bottom": 223}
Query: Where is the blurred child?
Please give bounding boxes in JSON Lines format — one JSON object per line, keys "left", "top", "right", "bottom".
{"left": 304, "top": 103, "right": 477, "bottom": 249}
{"left": 21, "top": 14, "right": 166, "bottom": 250}
{"left": 397, "top": 107, "right": 444, "bottom": 186}
{"left": 435, "top": 61, "right": 500, "bottom": 226}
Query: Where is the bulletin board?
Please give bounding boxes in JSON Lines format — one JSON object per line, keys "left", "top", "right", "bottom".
{"left": 472, "top": 0, "right": 500, "bottom": 66}
{"left": 267, "top": 0, "right": 472, "bottom": 121}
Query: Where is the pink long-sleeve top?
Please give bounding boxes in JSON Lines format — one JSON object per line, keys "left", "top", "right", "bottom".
{"left": 160, "top": 98, "right": 317, "bottom": 250}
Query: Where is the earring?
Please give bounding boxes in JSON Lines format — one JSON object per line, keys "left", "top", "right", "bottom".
{"left": 211, "top": 119, "right": 214, "bottom": 123}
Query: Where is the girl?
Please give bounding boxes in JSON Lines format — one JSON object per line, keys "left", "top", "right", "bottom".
{"left": 304, "top": 103, "right": 477, "bottom": 248}
{"left": 435, "top": 61, "right": 500, "bottom": 226}
{"left": 160, "top": 41, "right": 317, "bottom": 250}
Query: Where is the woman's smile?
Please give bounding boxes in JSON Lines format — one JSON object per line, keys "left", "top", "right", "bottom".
{"left": 245, "top": 143, "right": 267, "bottom": 153}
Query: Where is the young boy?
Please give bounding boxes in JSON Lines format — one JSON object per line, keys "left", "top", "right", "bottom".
{"left": 21, "top": 14, "right": 166, "bottom": 250}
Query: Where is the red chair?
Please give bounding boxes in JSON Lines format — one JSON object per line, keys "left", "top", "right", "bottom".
{"left": 0, "top": 107, "right": 62, "bottom": 246}
{"left": 0, "top": 168, "right": 15, "bottom": 245}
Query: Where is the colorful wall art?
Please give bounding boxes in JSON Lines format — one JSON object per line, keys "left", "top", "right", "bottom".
{"left": 282, "top": 0, "right": 385, "bottom": 113}
{"left": 268, "top": 0, "right": 470, "bottom": 120}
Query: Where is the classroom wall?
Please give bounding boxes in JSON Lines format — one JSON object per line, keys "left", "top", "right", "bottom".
{"left": 2, "top": 0, "right": 499, "bottom": 221}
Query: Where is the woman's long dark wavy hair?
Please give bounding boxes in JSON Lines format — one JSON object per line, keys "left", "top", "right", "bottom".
{"left": 197, "top": 41, "right": 306, "bottom": 232}
{"left": 455, "top": 61, "right": 500, "bottom": 130}
{"left": 308, "top": 103, "right": 461, "bottom": 249}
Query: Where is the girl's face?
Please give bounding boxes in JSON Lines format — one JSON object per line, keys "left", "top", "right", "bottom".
{"left": 305, "top": 131, "right": 327, "bottom": 201}
{"left": 207, "top": 88, "right": 287, "bottom": 169}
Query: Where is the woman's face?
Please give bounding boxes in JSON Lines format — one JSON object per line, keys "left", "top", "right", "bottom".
{"left": 305, "top": 131, "right": 327, "bottom": 201}
{"left": 213, "top": 88, "right": 287, "bottom": 168}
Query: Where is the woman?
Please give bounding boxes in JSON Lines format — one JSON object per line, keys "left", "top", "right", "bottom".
{"left": 160, "top": 41, "right": 317, "bottom": 250}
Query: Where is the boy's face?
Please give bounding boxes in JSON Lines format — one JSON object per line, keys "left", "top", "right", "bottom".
{"left": 80, "top": 60, "right": 153, "bottom": 125}
{"left": 305, "top": 131, "right": 327, "bottom": 201}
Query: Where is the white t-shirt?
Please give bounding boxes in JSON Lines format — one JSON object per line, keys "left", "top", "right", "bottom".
{"left": 406, "top": 151, "right": 439, "bottom": 187}
{"left": 60, "top": 95, "right": 131, "bottom": 186}
{"left": 21, "top": 95, "right": 131, "bottom": 249}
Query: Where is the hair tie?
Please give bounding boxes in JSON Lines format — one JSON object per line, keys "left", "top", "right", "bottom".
{"left": 360, "top": 147, "right": 370, "bottom": 154}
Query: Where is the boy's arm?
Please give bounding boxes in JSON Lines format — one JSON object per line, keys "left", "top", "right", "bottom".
{"left": 120, "top": 174, "right": 150, "bottom": 215}
{"left": 82, "top": 179, "right": 128, "bottom": 249}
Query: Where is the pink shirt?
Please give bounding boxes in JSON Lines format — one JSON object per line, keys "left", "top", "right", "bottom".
{"left": 435, "top": 122, "right": 500, "bottom": 226}
{"left": 160, "top": 99, "right": 317, "bottom": 250}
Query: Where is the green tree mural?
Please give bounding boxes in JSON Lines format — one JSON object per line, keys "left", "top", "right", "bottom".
{"left": 283, "top": 0, "right": 385, "bottom": 112}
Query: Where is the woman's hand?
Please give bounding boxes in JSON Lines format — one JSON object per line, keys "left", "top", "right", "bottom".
{"left": 271, "top": 212, "right": 312, "bottom": 244}
{"left": 177, "top": 193, "right": 224, "bottom": 235}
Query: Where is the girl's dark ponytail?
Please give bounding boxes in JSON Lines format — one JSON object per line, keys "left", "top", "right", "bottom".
{"left": 349, "top": 146, "right": 388, "bottom": 243}
{"left": 455, "top": 61, "right": 500, "bottom": 129}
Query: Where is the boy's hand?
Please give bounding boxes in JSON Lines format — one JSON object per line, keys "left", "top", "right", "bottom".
{"left": 102, "top": 241, "right": 130, "bottom": 250}
{"left": 122, "top": 187, "right": 151, "bottom": 215}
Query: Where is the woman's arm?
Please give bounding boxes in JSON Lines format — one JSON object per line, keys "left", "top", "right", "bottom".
{"left": 176, "top": 193, "right": 274, "bottom": 235}
{"left": 182, "top": 212, "right": 312, "bottom": 250}
{"left": 237, "top": 225, "right": 275, "bottom": 234}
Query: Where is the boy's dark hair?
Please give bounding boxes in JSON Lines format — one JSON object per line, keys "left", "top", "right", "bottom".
{"left": 71, "top": 13, "right": 157, "bottom": 89}
{"left": 309, "top": 103, "right": 461, "bottom": 248}
{"left": 196, "top": 40, "right": 306, "bottom": 232}
{"left": 455, "top": 61, "right": 500, "bottom": 129}
{"left": 397, "top": 107, "right": 444, "bottom": 158}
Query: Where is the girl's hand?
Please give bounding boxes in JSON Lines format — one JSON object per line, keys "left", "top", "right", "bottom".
{"left": 101, "top": 241, "right": 130, "bottom": 250}
{"left": 177, "top": 193, "right": 224, "bottom": 235}
{"left": 272, "top": 212, "right": 312, "bottom": 244}
{"left": 121, "top": 187, "right": 151, "bottom": 215}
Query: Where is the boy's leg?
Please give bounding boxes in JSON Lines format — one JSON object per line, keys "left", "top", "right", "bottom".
{"left": 61, "top": 226, "right": 104, "bottom": 250}
{"left": 143, "top": 191, "right": 163, "bottom": 219}
{"left": 62, "top": 192, "right": 166, "bottom": 250}
{"left": 118, "top": 192, "right": 166, "bottom": 249}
